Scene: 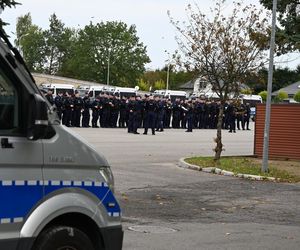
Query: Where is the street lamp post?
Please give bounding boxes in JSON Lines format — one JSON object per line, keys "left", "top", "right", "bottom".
{"left": 11, "top": 32, "right": 29, "bottom": 56}
{"left": 262, "top": 0, "right": 277, "bottom": 173}
{"left": 166, "top": 63, "right": 170, "bottom": 90}
{"left": 107, "top": 48, "right": 111, "bottom": 86}
{"left": 165, "top": 50, "right": 171, "bottom": 90}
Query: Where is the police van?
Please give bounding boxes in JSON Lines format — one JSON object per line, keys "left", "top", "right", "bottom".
{"left": 239, "top": 94, "right": 262, "bottom": 119}
{"left": 113, "top": 87, "right": 138, "bottom": 98}
{"left": 154, "top": 90, "right": 187, "bottom": 101}
{"left": 0, "top": 31, "right": 123, "bottom": 250}
{"left": 40, "top": 83, "right": 75, "bottom": 96}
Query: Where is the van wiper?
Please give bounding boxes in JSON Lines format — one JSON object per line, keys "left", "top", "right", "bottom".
{"left": 0, "top": 28, "right": 35, "bottom": 83}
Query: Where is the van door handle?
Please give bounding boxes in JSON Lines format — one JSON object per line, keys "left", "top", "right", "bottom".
{"left": 1, "top": 138, "right": 14, "bottom": 148}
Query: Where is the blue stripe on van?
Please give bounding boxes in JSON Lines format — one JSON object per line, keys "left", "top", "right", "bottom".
{"left": 0, "top": 180, "right": 121, "bottom": 224}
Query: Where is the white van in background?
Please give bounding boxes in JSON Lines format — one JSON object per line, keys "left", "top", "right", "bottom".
{"left": 239, "top": 94, "right": 262, "bottom": 119}
{"left": 164, "top": 90, "right": 187, "bottom": 101}
{"left": 114, "top": 87, "right": 137, "bottom": 97}
{"left": 41, "top": 83, "right": 75, "bottom": 96}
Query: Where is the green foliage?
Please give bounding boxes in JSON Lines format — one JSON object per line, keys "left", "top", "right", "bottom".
{"left": 16, "top": 13, "right": 75, "bottom": 74}
{"left": 294, "top": 90, "right": 300, "bottom": 102}
{"left": 141, "top": 68, "right": 194, "bottom": 90}
{"left": 137, "top": 79, "right": 150, "bottom": 91}
{"left": 260, "top": 0, "right": 300, "bottom": 54}
{"left": 64, "top": 21, "right": 150, "bottom": 86}
{"left": 44, "top": 13, "right": 74, "bottom": 75}
{"left": 276, "top": 90, "right": 288, "bottom": 101}
{"left": 15, "top": 14, "right": 150, "bottom": 84}
{"left": 245, "top": 66, "right": 300, "bottom": 94}
{"left": 153, "top": 80, "right": 166, "bottom": 90}
{"left": 241, "top": 89, "right": 253, "bottom": 95}
{"left": 258, "top": 90, "right": 267, "bottom": 102}
{"left": 0, "top": 0, "right": 20, "bottom": 28}
{"left": 21, "top": 25, "right": 46, "bottom": 71}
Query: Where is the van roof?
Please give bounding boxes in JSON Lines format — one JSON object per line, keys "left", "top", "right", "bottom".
{"left": 114, "top": 87, "right": 136, "bottom": 92}
{"left": 41, "top": 83, "right": 75, "bottom": 89}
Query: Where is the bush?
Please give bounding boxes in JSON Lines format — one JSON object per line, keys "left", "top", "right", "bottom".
{"left": 241, "top": 89, "right": 253, "bottom": 95}
{"left": 277, "top": 90, "right": 288, "bottom": 101}
{"left": 294, "top": 90, "right": 300, "bottom": 103}
{"left": 258, "top": 90, "right": 267, "bottom": 102}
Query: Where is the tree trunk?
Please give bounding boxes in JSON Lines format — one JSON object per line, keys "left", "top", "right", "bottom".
{"left": 214, "top": 102, "right": 224, "bottom": 162}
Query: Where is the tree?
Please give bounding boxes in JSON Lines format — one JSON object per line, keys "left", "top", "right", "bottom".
{"left": 259, "top": 90, "right": 268, "bottom": 102}
{"left": 260, "top": 0, "right": 300, "bottom": 54}
{"left": 294, "top": 90, "right": 300, "bottom": 102}
{"left": 15, "top": 13, "right": 32, "bottom": 47}
{"left": 15, "top": 13, "right": 46, "bottom": 71}
{"left": 169, "top": 0, "right": 270, "bottom": 161}
{"left": 65, "top": 21, "right": 150, "bottom": 86}
{"left": 0, "top": 0, "right": 20, "bottom": 29}
{"left": 20, "top": 25, "right": 46, "bottom": 72}
{"left": 44, "top": 13, "right": 75, "bottom": 75}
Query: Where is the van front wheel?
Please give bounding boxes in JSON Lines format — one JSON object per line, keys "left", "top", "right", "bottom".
{"left": 33, "top": 226, "right": 95, "bottom": 250}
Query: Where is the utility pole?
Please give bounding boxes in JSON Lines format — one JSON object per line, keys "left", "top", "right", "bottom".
{"left": 262, "top": 0, "right": 277, "bottom": 173}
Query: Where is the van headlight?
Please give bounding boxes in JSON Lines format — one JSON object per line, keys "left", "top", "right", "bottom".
{"left": 100, "top": 167, "right": 115, "bottom": 193}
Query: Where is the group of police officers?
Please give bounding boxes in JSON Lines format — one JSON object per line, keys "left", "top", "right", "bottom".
{"left": 44, "top": 89, "right": 252, "bottom": 135}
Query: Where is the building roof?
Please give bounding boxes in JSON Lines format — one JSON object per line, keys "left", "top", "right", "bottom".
{"left": 272, "top": 81, "right": 300, "bottom": 96}
{"left": 179, "top": 80, "right": 195, "bottom": 89}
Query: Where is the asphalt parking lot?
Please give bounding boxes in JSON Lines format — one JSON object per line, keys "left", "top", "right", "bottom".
{"left": 73, "top": 125, "right": 300, "bottom": 250}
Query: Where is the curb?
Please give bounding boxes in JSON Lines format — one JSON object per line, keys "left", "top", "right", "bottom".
{"left": 178, "top": 158, "right": 277, "bottom": 182}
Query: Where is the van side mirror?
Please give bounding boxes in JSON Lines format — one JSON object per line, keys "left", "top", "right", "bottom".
{"left": 27, "top": 94, "right": 49, "bottom": 140}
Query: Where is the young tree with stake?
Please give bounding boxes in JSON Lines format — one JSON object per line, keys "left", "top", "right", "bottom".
{"left": 169, "top": 0, "right": 271, "bottom": 161}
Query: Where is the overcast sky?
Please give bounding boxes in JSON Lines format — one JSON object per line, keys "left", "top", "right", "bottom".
{"left": 1, "top": 0, "right": 299, "bottom": 69}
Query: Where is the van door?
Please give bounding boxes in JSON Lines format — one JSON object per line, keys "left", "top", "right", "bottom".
{"left": 0, "top": 65, "right": 43, "bottom": 248}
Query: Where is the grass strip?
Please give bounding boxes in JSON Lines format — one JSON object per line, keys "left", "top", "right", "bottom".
{"left": 185, "top": 156, "right": 300, "bottom": 183}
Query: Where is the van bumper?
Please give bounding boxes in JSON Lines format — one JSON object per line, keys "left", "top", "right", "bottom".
{"left": 100, "top": 225, "right": 123, "bottom": 250}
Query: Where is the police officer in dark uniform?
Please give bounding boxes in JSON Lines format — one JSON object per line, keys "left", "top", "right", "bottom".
{"left": 236, "top": 101, "right": 245, "bottom": 130}
{"left": 72, "top": 91, "right": 83, "bottom": 127}
{"left": 244, "top": 102, "right": 251, "bottom": 130}
{"left": 45, "top": 89, "right": 54, "bottom": 105}
{"left": 227, "top": 100, "right": 237, "bottom": 133}
{"left": 143, "top": 95, "right": 157, "bottom": 135}
{"left": 54, "top": 91, "right": 63, "bottom": 120}
{"left": 127, "top": 95, "right": 137, "bottom": 133}
{"left": 164, "top": 99, "right": 172, "bottom": 128}
{"left": 91, "top": 96, "right": 100, "bottom": 128}
{"left": 185, "top": 100, "right": 194, "bottom": 132}
{"left": 62, "top": 92, "right": 73, "bottom": 127}
{"left": 135, "top": 95, "right": 143, "bottom": 131}
{"left": 156, "top": 96, "right": 165, "bottom": 132}
{"left": 181, "top": 100, "right": 188, "bottom": 129}
{"left": 119, "top": 96, "right": 127, "bottom": 128}
{"left": 102, "top": 93, "right": 111, "bottom": 128}
{"left": 110, "top": 94, "right": 120, "bottom": 128}
{"left": 172, "top": 98, "right": 181, "bottom": 128}
{"left": 82, "top": 92, "right": 91, "bottom": 127}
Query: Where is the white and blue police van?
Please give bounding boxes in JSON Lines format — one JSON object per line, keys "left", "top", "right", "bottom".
{"left": 0, "top": 30, "right": 123, "bottom": 250}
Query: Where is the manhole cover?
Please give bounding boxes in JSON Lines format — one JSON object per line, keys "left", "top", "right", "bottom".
{"left": 128, "top": 225, "right": 178, "bottom": 234}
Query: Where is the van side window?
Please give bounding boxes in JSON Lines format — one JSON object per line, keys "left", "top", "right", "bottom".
{"left": 0, "top": 69, "right": 19, "bottom": 133}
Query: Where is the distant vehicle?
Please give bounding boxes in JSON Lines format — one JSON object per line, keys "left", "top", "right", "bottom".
{"left": 239, "top": 94, "right": 262, "bottom": 119}
{"left": 76, "top": 85, "right": 90, "bottom": 97}
{"left": 164, "top": 90, "right": 187, "bottom": 101}
{"left": 41, "top": 83, "right": 75, "bottom": 96}
{"left": 114, "top": 87, "right": 137, "bottom": 98}
{"left": 154, "top": 90, "right": 187, "bottom": 101}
